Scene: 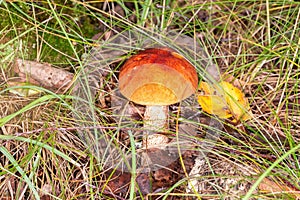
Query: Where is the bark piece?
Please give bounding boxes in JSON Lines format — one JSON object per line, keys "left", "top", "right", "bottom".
{"left": 14, "top": 59, "right": 74, "bottom": 92}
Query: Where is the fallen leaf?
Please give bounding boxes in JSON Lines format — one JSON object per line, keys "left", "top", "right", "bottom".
{"left": 106, "top": 172, "right": 130, "bottom": 194}
{"left": 198, "top": 81, "right": 232, "bottom": 119}
{"left": 259, "top": 178, "right": 300, "bottom": 198}
{"left": 220, "top": 81, "right": 252, "bottom": 121}
{"left": 136, "top": 173, "right": 151, "bottom": 195}
{"left": 221, "top": 73, "right": 246, "bottom": 89}
{"left": 198, "top": 81, "right": 252, "bottom": 122}
{"left": 7, "top": 81, "right": 43, "bottom": 97}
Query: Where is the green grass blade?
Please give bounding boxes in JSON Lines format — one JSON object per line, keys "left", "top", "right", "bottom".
{"left": 0, "top": 135, "right": 80, "bottom": 167}
{"left": 243, "top": 143, "right": 300, "bottom": 200}
{"left": 0, "top": 146, "right": 40, "bottom": 200}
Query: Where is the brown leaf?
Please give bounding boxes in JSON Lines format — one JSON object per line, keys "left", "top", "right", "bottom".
{"left": 136, "top": 173, "right": 151, "bottom": 195}
{"left": 106, "top": 172, "right": 131, "bottom": 194}
{"left": 259, "top": 178, "right": 300, "bottom": 198}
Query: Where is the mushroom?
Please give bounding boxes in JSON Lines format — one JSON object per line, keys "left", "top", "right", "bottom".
{"left": 119, "top": 47, "right": 198, "bottom": 149}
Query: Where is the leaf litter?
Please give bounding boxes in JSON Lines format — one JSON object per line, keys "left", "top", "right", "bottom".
{"left": 1, "top": 1, "right": 299, "bottom": 199}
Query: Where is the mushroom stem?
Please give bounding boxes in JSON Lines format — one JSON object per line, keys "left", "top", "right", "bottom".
{"left": 143, "top": 105, "right": 169, "bottom": 149}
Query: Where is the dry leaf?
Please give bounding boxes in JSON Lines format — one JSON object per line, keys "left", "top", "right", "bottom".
{"left": 221, "top": 73, "right": 246, "bottom": 89}
{"left": 259, "top": 178, "right": 300, "bottom": 198}
{"left": 198, "top": 81, "right": 252, "bottom": 122}
{"left": 7, "top": 81, "right": 42, "bottom": 97}
{"left": 198, "top": 81, "right": 232, "bottom": 119}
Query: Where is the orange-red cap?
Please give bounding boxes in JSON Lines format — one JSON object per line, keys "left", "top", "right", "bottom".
{"left": 119, "top": 47, "right": 198, "bottom": 105}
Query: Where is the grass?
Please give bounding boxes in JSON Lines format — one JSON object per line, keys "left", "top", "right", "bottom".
{"left": 0, "top": 0, "right": 299, "bottom": 199}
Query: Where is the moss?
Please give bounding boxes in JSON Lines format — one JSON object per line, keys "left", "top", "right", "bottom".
{"left": 0, "top": 1, "right": 100, "bottom": 66}
{"left": 0, "top": 3, "right": 30, "bottom": 37}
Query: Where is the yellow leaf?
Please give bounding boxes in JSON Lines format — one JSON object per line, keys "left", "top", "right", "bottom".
{"left": 198, "top": 81, "right": 252, "bottom": 122}
{"left": 198, "top": 82, "right": 232, "bottom": 119}
{"left": 7, "top": 82, "right": 42, "bottom": 97}
{"left": 220, "top": 81, "right": 252, "bottom": 121}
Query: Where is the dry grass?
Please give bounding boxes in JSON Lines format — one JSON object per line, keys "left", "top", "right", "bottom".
{"left": 0, "top": 0, "right": 299, "bottom": 199}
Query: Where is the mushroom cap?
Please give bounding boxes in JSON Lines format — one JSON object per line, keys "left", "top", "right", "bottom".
{"left": 119, "top": 47, "right": 198, "bottom": 105}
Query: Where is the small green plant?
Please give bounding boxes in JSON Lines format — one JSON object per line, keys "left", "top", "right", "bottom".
{"left": 0, "top": 0, "right": 299, "bottom": 199}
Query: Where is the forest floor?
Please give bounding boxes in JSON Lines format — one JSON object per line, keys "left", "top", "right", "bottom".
{"left": 0, "top": 1, "right": 299, "bottom": 199}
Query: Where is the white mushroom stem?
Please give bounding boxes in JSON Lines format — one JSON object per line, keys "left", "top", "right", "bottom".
{"left": 142, "top": 105, "right": 169, "bottom": 149}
